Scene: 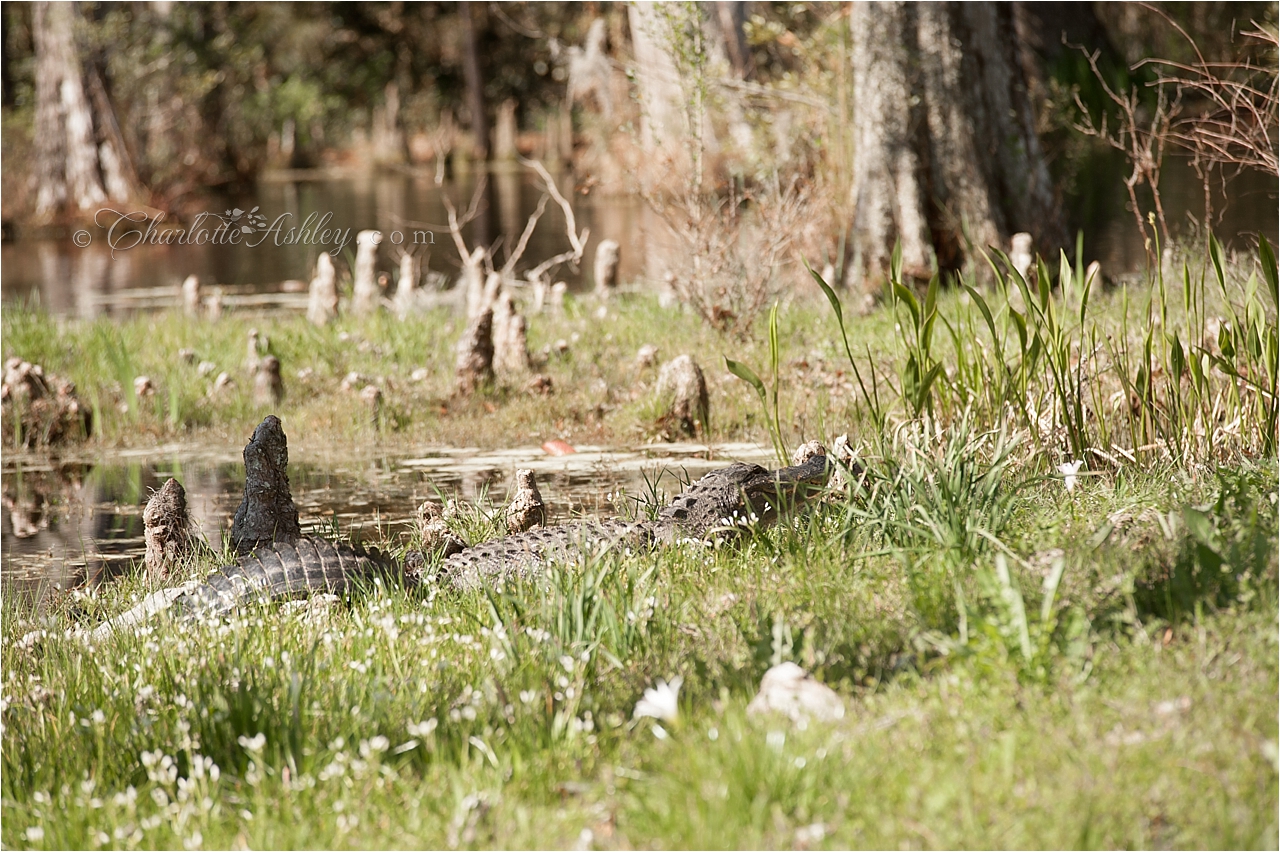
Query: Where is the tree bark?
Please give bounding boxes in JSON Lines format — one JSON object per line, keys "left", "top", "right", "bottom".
{"left": 32, "top": 1, "right": 139, "bottom": 221}
{"left": 848, "top": 1, "right": 1064, "bottom": 292}
{"left": 33, "top": 1, "right": 105, "bottom": 217}
{"left": 460, "top": 4, "right": 489, "bottom": 161}
{"left": 627, "top": 3, "right": 687, "bottom": 157}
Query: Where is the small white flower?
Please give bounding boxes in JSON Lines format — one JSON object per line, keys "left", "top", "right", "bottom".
{"left": 26, "top": 826, "right": 45, "bottom": 842}
{"left": 1058, "top": 461, "right": 1083, "bottom": 492}
{"left": 633, "top": 676, "right": 682, "bottom": 723}
{"left": 407, "top": 719, "right": 438, "bottom": 737}
{"left": 237, "top": 733, "right": 266, "bottom": 753}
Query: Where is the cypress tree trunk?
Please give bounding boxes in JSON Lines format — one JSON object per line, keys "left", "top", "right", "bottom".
{"left": 460, "top": 4, "right": 489, "bottom": 161}
{"left": 32, "top": 1, "right": 139, "bottom": 221}
{"left": 848, "top": 1, "right": 1064, "bottom": 294}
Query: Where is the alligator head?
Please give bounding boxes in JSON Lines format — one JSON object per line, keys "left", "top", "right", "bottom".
{"left": 655, "top": 452, "right": 830, "bottom": 541}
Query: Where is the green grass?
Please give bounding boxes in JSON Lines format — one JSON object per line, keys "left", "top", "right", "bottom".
{"left": 3, "top": 454, "right": 1275, "bottom": 849}
{"left": 2, "top": 241, "right": 1278, "bottom": 848}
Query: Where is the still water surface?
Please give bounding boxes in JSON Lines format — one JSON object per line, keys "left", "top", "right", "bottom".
{"left": 3, "top": 157, "right": 1276, "bottom": 315}
{"left": 1, "top": 441, "right": 775, "bottom": 606}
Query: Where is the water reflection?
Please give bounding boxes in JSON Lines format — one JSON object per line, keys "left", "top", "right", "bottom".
{"left": 4, "top": 155, "right": 1278, "bottom": 317}
{"left": 1, "top": 442, "right": 773, "bottom": 606}
{"left": 2, "top": 169, "right": 644, "bottom": 315}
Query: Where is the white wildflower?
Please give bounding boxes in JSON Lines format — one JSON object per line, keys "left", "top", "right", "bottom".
{"left": 1059, "top": 460, "right": 1083, "bottom": 492}
{"left": 407, "top": 718, "right": 438, "bottom": 737}
{"left": 633, "top": 676, "right": 682, "bottom": 723}
{"left": 237, "top": 733, "right": 266, "bottom": 753}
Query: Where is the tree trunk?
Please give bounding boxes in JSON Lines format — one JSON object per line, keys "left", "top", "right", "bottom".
{"left": 848, "top": 1, "right": 1064, "bottom": 293}
{"left": 627, "top": 3, "right": 687, "bottom": 157}
{"left": 33, "top": 1, "right": 105, "bottom": 217}
{"left": 32, "top": 1, "right": 139, "bottom": 221}
{"left": 714, "top": 2, "right": 749, "bottom": 79}
{"left": 460, "top": 4, "right": 489, "bottom": 161}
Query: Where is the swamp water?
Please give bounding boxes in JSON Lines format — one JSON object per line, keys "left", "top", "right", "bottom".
{"left": 1, "top": 441, "right": 775, "bottom": 606}
{"left": 4, "top": 157, "right": 1276, "bottom": 316}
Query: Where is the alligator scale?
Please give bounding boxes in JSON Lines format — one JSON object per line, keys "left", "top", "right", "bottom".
{"left": 96, "top": 416, "right": 831, "bottom": 635}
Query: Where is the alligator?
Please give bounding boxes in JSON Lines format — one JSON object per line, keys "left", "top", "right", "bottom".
{"left": 92, "top": 417, "right": 831, "bottom": 636}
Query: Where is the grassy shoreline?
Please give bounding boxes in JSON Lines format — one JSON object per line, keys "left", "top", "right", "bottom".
{"left": 3, "top": 249, "right": 1278, "bottom": 848}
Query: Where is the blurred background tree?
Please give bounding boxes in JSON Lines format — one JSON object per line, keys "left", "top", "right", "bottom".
{"left": 1, "top": 1, "right": 1275, "bottom": 285}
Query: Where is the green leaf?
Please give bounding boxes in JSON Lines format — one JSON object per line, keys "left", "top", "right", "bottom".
{"left": 892, "top": 282, "right": 921, "bottom": 330}
{"left": 917, "top": 363, "right": 943, "bottom": 410}
{"left": 1167, "top": 330, "right": 1185, "bottom": 384}
{"left": 890, "top": 239, "right": 903, "bottom": 285}
{"left": 805, "top": 257, "right": 843, "bottom": 325}
{"left": 921, "top": 275, "right": 940, "bottom": 352}
{"left": 768, "top": 302, "right": 781, "bottom": 378}
{"left": 1218, "top": 323, "right": 1236, "bottom": 361}
{"left": 1259, "top": 236, "right": 1278, "bottom": 310}
{"left": 901, "top": 353, "right": 921, "bottom": 406}
{"left": 1036, "top": 257, "right": 1052, "bottom": 310}
{"left": 964, "top": 283, "right": 1000, "bottom": 347}
{"left": 1080, "top": 257, "right": 1096, "bottom": 328}
{"left": 1009, "top": 309, "right": 1028, "bottom": 356}
{"left": 725, "top": 357, "right": 766, "bottom": 400}
{"left": 1209, "top": 233, "right": 1227, "bottom": 293}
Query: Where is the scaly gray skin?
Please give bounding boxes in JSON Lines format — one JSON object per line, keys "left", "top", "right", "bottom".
{"left": 439, "top": 455, "right": 832, "bottom": 591}
{"left": 175, "top": 538, "right": 404, "bottom": 620}
{"left": 99, "top": 415, "right": 830, "bottom": 632}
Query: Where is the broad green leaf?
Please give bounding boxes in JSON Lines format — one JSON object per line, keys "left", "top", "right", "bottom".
{"left": 1036, "top": 257, "right": 1052, "bottom": 310}
{"left": 964, "top": 283, "right": 1000, "bottom": 348}
{"left": 892, "top": 282, "right": 921, "bottom": 331}
{"left": 725, "top": 357, "right": 766, "bottom": 399}
{"left": 917, "top": 363, "right": 943, "bottom": 410}
{"left": 1167, "top": 330, "right": 1185, "bottom": 383}
{"left": 1009, "top": 309, "right": 1028, "bottom": 356}
{"left": 804, "top": 257, "right": 842, "bottom": 325}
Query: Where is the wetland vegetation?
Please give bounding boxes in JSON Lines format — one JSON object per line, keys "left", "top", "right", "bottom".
{"left": 4, "top": 235, "right": 1277, "bottom": 848}
{"left": 3, "top": 2, "right": 1278, "bottom": 849}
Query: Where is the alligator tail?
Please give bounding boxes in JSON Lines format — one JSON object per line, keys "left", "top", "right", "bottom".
{"left": 176, "top": 538, "right": 402, "bottom": 619}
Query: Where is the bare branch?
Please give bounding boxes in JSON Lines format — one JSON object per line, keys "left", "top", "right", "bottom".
{"left": 501, "top": 193, "right": 550, "bottom": 278}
